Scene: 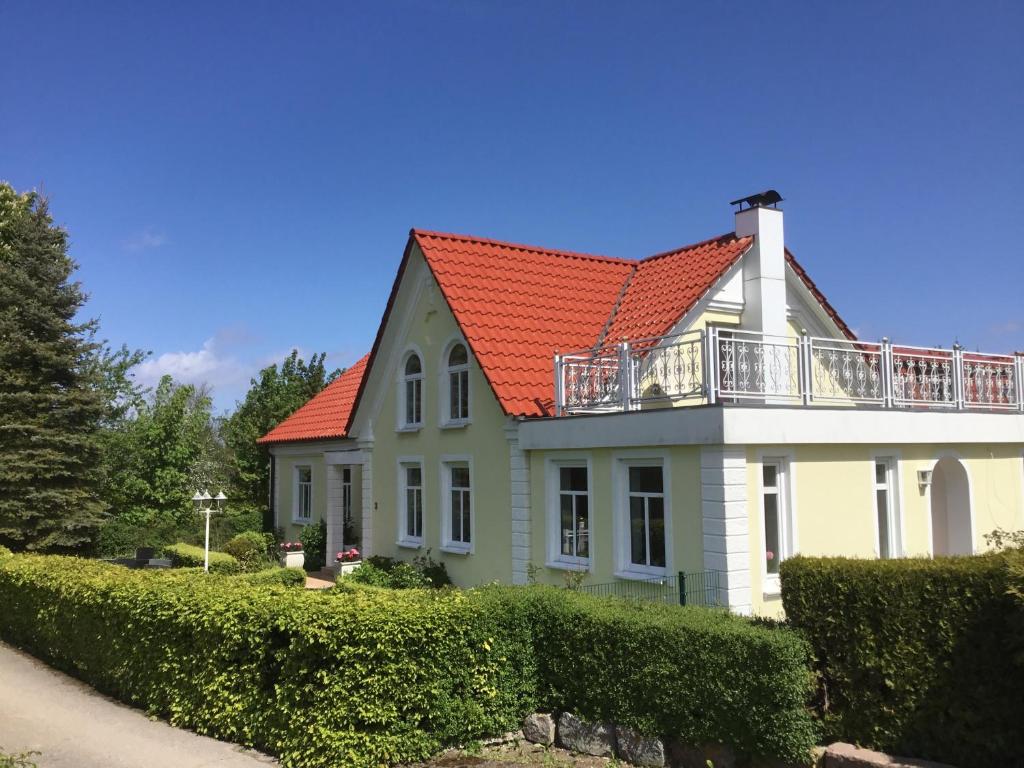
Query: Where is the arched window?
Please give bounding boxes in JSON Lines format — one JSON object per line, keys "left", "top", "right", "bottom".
{"left": 447, "top": 343, "right": 469, "bottom": 423}
{"left": 402, "top": 353, "right": 422, "bottom": 427}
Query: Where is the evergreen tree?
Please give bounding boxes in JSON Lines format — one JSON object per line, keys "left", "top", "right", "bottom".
{"left": 0, "top": 183, "right": 106, "bottom": 550}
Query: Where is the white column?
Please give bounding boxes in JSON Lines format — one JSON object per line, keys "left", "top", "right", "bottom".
{"left": 325, "top": 464, "right": 344, "bottom": 564}
{"left": 736, "top": 205, "right": 787, "bottom": 339}
{"left": 701, "top": 447, "right": 752, "bottom": 614}
{"left": 505, "top": 423, "right": 532, "bottom": 584}
{"left": 358, "top": 438, "right": 374, "bottom": 558}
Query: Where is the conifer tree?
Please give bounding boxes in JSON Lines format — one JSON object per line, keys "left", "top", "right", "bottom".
{"left": 0, "top": 183, "right": 106, "bottom": 550}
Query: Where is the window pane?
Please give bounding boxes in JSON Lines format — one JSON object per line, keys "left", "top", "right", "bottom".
{"left": 448, "top": 343, "right": 468, "bottom": 367}
{"left": 629, "top": 496, "right": 647, "bottom": 565}
{"left": 451, "top": 491, "right": 461, "bottom": 541}
{"left": 458, "top": 370, "right": 469, "bottom": 418}
{"left": 407, "top": 465, "right": 421, "bottom": 487}
{"left": 560, "top": 466, "right": 587, "bottom": 492}
{"left": 451, "top": 466, "right": 470, "bottom": 489}
{"left": 406, "top": 379, "right": 420, "bottom": 423}
{"left": 764, "top": 494, "right": 780, "bottom": 574}
{"left": 560, "top": 494, "right": 574, "bottom": 556}
{"left": 876, "top": 489, "right": 890, "bottom": 559}
{"left": 763, "top": 464, "right": 777, "bottom": 489}
{"left": 407, "top": 489, "right": 417, "bottom": 537}
{"left": 405, "top": 354, "right": 421, "bottom": 375}
{"left": 628, "top": 466, "right": 663, "bottom": 494}
{"left": 575, "top": 495, "right": 589, "bottom": 559}
{"left": 298, "top": 467, "right": 311, "bottom": 483}
{"left": 648, "top": 496, "right": 666, "bottom": 567}
{"left": 875, "top": 461, "right": 887, "bottom": 485}
{"left": 461, "top": 490, "right": 471, "bottom": 542}
{"left": 450, "top": 372, "right": 460, "bottom": 420}
{"left": 343, "top": 467, "right": 351, "bottom": 483}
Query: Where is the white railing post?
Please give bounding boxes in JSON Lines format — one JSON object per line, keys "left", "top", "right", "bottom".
{"left": 952, "top": 344, "right": 965, "bottom": 410}
{"left": 704, "top": 327, "right": 718, "bottom": 404}
{"left": 619, "top": 341, "right": 632, "bottom": 411}
{"left": 881, "top": 338, "right": 893, "bottom": 408}
{"left": 553, "top": 353, "right": 564, "bottom": 417}
{"left": 799, "top": 329, "right": 812, "bottom": 406}
{"left": 1016, "top": 353, "right": 1024, "bottom": 413}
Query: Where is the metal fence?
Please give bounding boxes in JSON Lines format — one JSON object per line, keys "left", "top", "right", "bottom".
{"left": 578, "top": 570, "right": 722, "bottom": 607}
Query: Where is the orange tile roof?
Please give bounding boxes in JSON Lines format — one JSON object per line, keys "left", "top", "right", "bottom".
{"left": 413, "top": 230, "right": 635, "bottom": 417}
{"left": 257, "top": 354, "right": 369, "bottom": 444}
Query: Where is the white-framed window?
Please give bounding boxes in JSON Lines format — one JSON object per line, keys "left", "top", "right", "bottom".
{"left": 400, "top": 351, "right": 423, "bottom": 429}
{"left": 398, "top": 459, "right": 424, "bottom": 547}
{"left": 441, "top": 457, "right": 473, "bottom": 553}
{"left": 545, "top": 458, "right": 591, "bottom": 569}
{"left": 443, "top": 342, "right": 470, "bottom": 426}
{"left": 614, "top": 455, "right": 671, "bottom": 579}
{"left": 760, "top": 457, "right": 794, "bottom": 586}
{"left": 342, "top": 467, "right": 353, "bottom": 527}
{"left": 873, "top": 457, "right": 900, "bottom": 559}
{"left": 294, "top": 465, "right": 312, "bottom": 523}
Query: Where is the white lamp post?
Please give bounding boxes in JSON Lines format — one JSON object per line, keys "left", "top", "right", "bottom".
{"left": 192, "top": 489, "right": 227, "bottom": 572}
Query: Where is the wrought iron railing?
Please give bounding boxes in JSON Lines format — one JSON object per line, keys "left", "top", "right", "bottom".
{"left": 555, "top": 328, "right": 1024, "bottom": 415}
{"left": 578, "top": 570, "right": 722, "bottom": 607}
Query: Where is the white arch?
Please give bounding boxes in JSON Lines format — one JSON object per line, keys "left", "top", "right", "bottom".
{"left": 928, "top": 452, "right": 975, "bottom": 556}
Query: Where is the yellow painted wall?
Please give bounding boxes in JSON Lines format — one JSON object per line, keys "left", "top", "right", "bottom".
{"left": 367, "top": 249, "right": 513, "bottom": 587}
{"left": 275, "top": 452, "right": 327, "bottom": 542}
{"left": 527, "top": 445, "right": 704, "bottom": 587}
{"left": 746, "top": 444, "right": 1024, "bottom": 616}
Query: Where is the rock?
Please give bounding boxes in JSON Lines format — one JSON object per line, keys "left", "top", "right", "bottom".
{"left": 616, "top": 725, "right": 666, "bottom": 767}
{"left": 665, "top": 739, "right": 736, "bottom": 768}
{"left": 556, "top": 712, "right": 615, "bottom": 757}
{"left": 481, "top": 730, "right": 522, "bottom": 747}
{"left": 522, "top": 713, "right": 555, "bottom": 746}
{"left": 824, "top": 742, "right": 958, "bottom": 768}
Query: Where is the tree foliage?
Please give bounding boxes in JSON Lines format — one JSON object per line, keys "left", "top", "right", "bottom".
{"left": 0, "top": 183, "right": 107, "bottom": 550}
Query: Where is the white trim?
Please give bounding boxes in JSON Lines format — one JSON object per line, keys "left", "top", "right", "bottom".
{"left": 869, "top": 451, "right": 904, "bottom": 558}
{"left": 754, "top": 450, "right": 797, "bottom": 597}
{"left": 700, "top": 447, "right": 752, "bottom": 614}
{"left": 440, "top": 454, "right": 474, "bottom": 555}
{"left": 611, "top": 449, "right": 673, "bottom": 580}
{"left": 293, "top": 464, "right": 313, "bottom": 524}
{"left": 439, "top": 334, "right": 472, "bottom": 428}
{"left": 396, "top": 455, "right": 425, "bottom": 549}
{"left": 926, "top": 450, "right": 976, "bottom": 556}
{"left": 269, "top": 438, "right": 354, "bottom": 457}
{"left": 505, "top": 422, "right": 532, "bottom": 584}
{"left": 397, "top": 344, "right": 425, "bottom": 432}
{"left": 544, "top": 454, "right": 594, "bottom": 571}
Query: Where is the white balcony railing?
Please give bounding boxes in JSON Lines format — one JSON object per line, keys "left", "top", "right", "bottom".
{"left": 554, "top": 328, "right": 1024, "bottom": 416}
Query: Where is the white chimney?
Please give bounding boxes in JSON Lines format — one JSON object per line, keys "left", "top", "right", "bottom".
{"left": 733, "top": 191, "right": 787, "bottom": 338}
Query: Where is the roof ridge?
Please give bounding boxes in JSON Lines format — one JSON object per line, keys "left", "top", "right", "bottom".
{"left": 411, "top": 228, "right": 633, "bottom": 266}
{"left": 640, "top": 231, "right": 745, "bottom": 263}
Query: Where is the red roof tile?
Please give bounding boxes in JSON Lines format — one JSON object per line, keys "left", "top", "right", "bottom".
{"left": 603, "top": 234, "right": 753, "bottom": 343}
{"left": 414, "top": 230, "right": 635, "bottom": 417}
{"left": 257, "top": 354, "right": 369, "bottom": 444}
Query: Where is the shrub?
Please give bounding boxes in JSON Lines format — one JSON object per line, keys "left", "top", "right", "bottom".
{"left": 471, "top": 586, "right": 818, "bottom": 764}
{"left": 163, "top": 543, "right": 240, "bottom": 574}
{"left": 0, "top": 545, "right": 11, "bottom": 559}
{"left": 223, "top": 531, "right": 272, "bottom": 573}
{"left": 299, "top": 519, "right": 327, "bottom": 571}
{"left": 781, "top": 554, "right": 1024, "bottom": 767}
{"left": 345, "top": 553, "right": 450, "bottom": 589}
{"left": 233, "top": 567, "right": 306, "bottom": 588}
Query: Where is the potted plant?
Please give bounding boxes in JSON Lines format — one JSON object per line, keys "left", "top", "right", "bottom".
{"left": 279, "top": 541, "right": 304, "bottom": 569}
{"left": 335, "top": 547, "right": 361, "bottom": 575}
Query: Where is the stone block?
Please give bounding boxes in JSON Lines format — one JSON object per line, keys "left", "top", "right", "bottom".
{"left": 616, "top": 725, "right": 665, "bottom": 767}
{"left": 556, "top": 712, "right": 615, "bottom": 757}
{"left": 522, "top": 713, "right": 555, "bottom": 746}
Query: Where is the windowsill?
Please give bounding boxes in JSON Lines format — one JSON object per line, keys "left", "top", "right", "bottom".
{"left": 396, "top": 425, "right": 422, "bottom": 434}
{"left": 614, "top": 566, "right": 668, "bottom": 582}
{"left": 546, "top": 558, "right": 590, "bottom": 573}
{"left": 397, "top": 538, "right": 423, "bottom": 550}
{"left": 440, "top": 542, "right": 472, "bottom": 555}
{"left": 440, "top": 420, "right": 470, "bottom": 430}
{"left": 763, "top": 574, "right": 781, "bottom": 598}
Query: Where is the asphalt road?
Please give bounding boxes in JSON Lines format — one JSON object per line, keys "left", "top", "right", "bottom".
{"left": 0, "top": 642, "right": 278, "bottom": 768}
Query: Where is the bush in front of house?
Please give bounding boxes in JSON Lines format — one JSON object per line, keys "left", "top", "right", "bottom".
{"left": 232, "top": 566, "right": 306, "bottom": 588}
{"left": 163, "top": 542, "right": 240, "bottom": 574}
{"left": 471, "top": 585, "right": 818, "bottom": 764}
{"left": 0, "top": 545, "right": 11, "bottom": 559}
{"left": 345, "top": 553, "right": 451, "bottom": 589}
{"left": 780, "top": 553, "right": 1024, "bottom": 768}
{"left": 299, "top": 519, "right": 327, "bottom": 571}
{"left": 222, "top": 531, "right": 274, "bottom": 572}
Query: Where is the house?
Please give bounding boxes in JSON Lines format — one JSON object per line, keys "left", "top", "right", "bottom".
{"left": 258, "top": 191, "right": 1024, "bottom": 615}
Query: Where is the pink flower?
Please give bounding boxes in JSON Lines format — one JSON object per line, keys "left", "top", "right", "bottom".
{"left": 349, "top": 548, "right": 360, "bottom": 558}
{"left": 766, "top": 550, "right": 774, "bottom": 561}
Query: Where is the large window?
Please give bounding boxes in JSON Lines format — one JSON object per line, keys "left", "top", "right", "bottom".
{"left": 294, "top": 466, "right": 312, "bottom": 523}
{"left": 761, "top": 459, "right": 791, "bottom": 579}
{"left": 446, "top": 343, "right": 470, "bottom": 424}
{"left": 874, "top": 458, "right": 897, "bottom": 559}
{"left": 627, "top": 465, "right": 666, "bottom": 570}
{"left": 398, "top": 461, "right": 423, "bottom": 546}
{"left": 401, "top": 352, "right": 423, "bottom": 428}
{"left": 547, "top": 460, "right": 591, "bottom": 568}
{"left": 342, "top": 467, "right": 353, "bottom": 528}
{"left": 442, "top": 460, "right": 472, "bottom": 552}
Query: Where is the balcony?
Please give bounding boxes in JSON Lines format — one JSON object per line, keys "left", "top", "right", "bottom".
{"left": 555, "top": 328, "right": 1024, "bottom": 416}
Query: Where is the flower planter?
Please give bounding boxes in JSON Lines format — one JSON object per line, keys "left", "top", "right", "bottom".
{"left": 280, "top": 550, "right": 305, "bottom": 569}
{"left": 337, "top": 559, "right": 362, "bottom": 576}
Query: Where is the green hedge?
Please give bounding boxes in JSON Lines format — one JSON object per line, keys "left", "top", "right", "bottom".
{"left": 233, "top": 567, "right": 306, "bottom": 588}
{"left": 781, "top": 554, "right": 1024, "bottom": 767}
{"left": 223, "top": 531, "right": 273, "bottom": 573}
{"left": 163, "top": 543, "right": 240, "bottom": 574}
{"left": 0, "top": 555, "right": 818, "bottom": 766}
{"left": 473, "top": 586, "right": 817, "bottom": 763}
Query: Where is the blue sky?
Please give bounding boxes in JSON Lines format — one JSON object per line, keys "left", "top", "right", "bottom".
{"left": 3, "top": 1, "right": 1022, "bottom": 411}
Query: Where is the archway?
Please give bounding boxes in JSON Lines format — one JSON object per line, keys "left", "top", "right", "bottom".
{"left": 930, "top": 456, "right": 973, "bottom": 556}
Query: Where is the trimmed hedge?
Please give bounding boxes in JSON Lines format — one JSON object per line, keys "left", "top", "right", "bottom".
{"left": 473, "top": 586, "right": 818, "bottom": 763}
{"left": 223, "top": 531, "right": 273, "bottom": 573}
{"left": 234, "top": 567, "right": 306, "bottom": 588}
{"left": 164, "top": 543, "right": 240, "bottom": 574}
{"left": 0, "top": 555, "right": 818, "bottom": 766}
{"left": 781, "top": 554, "right": 1024, "bottom": 767}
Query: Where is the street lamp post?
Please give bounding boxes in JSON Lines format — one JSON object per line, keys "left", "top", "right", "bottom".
{"left": 192, "top": 490, "right": 228, "bottom": 573}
